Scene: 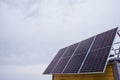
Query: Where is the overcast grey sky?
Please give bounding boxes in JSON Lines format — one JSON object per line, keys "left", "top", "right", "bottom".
{"left": 0, "top": 0, "right": 120, "bottom": 80}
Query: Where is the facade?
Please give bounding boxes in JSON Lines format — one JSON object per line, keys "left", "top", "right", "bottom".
{"left": 53, "top": 64, "right": 114, "bottom": 80}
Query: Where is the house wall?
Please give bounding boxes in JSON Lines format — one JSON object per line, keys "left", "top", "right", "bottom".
{"left": 53, "top": 64, "right": 114, "bottom": 80}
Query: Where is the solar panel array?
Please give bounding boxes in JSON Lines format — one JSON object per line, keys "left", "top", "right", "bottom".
{"left": 43, "top": 28, "right": 118, "bottom": 74}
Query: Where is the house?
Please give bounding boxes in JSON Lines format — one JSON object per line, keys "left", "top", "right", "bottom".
{"left": 43, "top": 27, "right": 120, "bottom": 80}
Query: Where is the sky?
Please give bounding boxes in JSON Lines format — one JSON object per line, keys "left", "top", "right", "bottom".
{"left": 0, "top": 0, "right": 120, "bottom": 80}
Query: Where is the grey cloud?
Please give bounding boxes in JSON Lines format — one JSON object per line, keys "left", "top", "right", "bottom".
{"left": 0, "top": 0, "right": 120, "bottom": 66}
{"left": 0, "top": 65, "right": 51, "bottom": 80}
{"left": 0, "top": 0, "right": 41, "bottom": 19}
{"left": 0, "top": 0, "right": 120, "bottom": 80}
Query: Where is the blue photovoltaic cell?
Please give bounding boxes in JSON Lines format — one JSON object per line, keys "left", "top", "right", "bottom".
{"left": 63, "top": 37, "right": 94, "bottom": 73}
{"left": 80, "top": 28, "right": 117, "bottom": 73}
{"left": 52, "top": 57, "right": 70, "bottom": 73}
{"left": 63, "top": 54, "right": 87, "bottom": 73}
{"left": 52, "top": 43, "right": 79, "bottom": 73}
{"left": 62, "top": 43, "right": 79, "bottom": 58}
{"left": 80, "top": 48, "right": 111, "bottom": 72}
{"left": 43, "top": 47, "right": 67, "bottom": 74}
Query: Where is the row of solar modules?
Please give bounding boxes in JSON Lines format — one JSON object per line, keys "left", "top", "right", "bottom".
{"left": 43, "top": 27, "right": 118, "bottom": 74}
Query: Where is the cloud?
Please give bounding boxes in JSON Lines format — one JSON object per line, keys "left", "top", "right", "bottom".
{"left": 0, "top": 64, "right": 51, "bottom": 80}
{"left": 0, "top": 0, "right": 120, "bottom": 80}
{"left": 0, "top": 0, "right": 120, "bottom": 66}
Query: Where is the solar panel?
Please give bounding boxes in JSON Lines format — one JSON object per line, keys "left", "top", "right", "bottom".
{"left": 52, "top": 43, "right": 79, "bottom": 73}
{"left": 43, "top": 47, "right": 67, "bottom": 74}
{"left": 63, "top": 37, "right": 95, "bottom": 73}
{"left": 43, "top": 27, "right": 118, "bottom": 74}
{"left": 80, "top": 48, "right": 111, "bottom": 73}
{"left": 79, "top": 28, "right": 117, "bottom": 73}
{"left": 62, "top": 43, "right": 79, "bottom": 58}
